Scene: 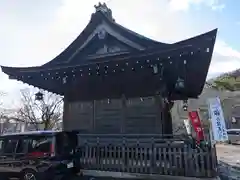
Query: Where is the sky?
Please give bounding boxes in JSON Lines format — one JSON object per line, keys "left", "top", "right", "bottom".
{"left": 0, "top": 0, "right": 239, "bottom": 107}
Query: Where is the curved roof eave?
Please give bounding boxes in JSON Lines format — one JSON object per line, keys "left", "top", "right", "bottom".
{"left": 1, "top": 43, "right": 195, "bottom": 75}
{"left": 173, "top": 28, "right": 218, "bottom": 47}
{"left": 1, "top": 65, "right": 40, "bottom": 74}
{"left": 108, "top": 17, "right": 169, "bottom": 47}
{"left": 0, "top": 28, "right": 217, "bottom": 77}
{"left": 42, "top": 11, "right": 170, "bottom": 68}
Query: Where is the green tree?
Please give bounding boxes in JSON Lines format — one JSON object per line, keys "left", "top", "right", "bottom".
{"left": 208, "top": 70, "right": 240, "bottom": 91}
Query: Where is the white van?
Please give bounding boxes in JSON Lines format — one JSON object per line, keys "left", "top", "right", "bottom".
{"left": 227, "top": 129, "right": 240, "bottom": 144}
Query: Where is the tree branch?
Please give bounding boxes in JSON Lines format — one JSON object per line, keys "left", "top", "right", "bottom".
{"left": 10, "top": 88, "right": 63, "bottom": 131}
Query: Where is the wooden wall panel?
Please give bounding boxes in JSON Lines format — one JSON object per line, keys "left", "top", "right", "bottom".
{"left": 63, "top": 96, "right": 163, "bottom": 134}
{"left": 94, "top": 99, "right": 122, "bottom": 133}
{"left": 125, "top": 97, "right": 159, "bottom": 134}
{"left": 64, "top": 101, "right": 93, "bottom": 132}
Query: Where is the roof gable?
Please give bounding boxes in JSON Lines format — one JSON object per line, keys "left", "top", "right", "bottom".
{"left": 73, "top": 34, "right": 135, "bottom": 59}
{"left": 43, "top": 3, "right": 168, "bottom": 68}
{"left": 0, "top": 2, "right": 218, "bottom": 100}
{"left": 66, "top": 22, "right": 144, "bottom": 62}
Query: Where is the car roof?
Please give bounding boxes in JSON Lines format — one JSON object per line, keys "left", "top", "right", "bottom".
{"left": 227, "top": 129, "right": 240, "bottom": 132}
{"left": 0, "top": 130, "right": 61, "bottom": 137}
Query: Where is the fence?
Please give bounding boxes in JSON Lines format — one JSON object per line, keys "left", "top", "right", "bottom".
{"left": 77, "top": 134, "right": 218, "bottom": 178}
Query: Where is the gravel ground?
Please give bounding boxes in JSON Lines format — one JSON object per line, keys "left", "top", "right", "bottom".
{"left": 217, "top": 144, "right": 240, "bottom": 166}
{"left": 216, "top": 144, "right": 240, "bottom": 180}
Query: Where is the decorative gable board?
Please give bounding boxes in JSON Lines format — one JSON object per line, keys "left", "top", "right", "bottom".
{"left": 66, "top": 22, "right": 145, "bottom": 62}
{"left": 70, "top": 34, "right": 136, "bottom": 62}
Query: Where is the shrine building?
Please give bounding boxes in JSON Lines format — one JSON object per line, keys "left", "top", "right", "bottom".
{"left": 1, "top": 3, "right": 217, "bottom": 135}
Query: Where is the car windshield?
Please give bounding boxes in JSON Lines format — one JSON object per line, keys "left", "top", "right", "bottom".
{"left": 28, "top": 136, "right": 53, "bottom": 154}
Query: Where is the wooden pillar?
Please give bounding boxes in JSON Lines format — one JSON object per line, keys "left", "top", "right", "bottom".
{"left": 62, "top": 97, "right": 69, "bottom": 131}
{"left": 160, "top": 97, "right": 174, "bottom": 136}
{"left": 121, "top": 94, "right": 126, "bottom": 134}
{"left": 154, "top": 95, "right": 163, "bottom": 134}
{"left": 92, "top": 100, "right": 95, "bottom": 132}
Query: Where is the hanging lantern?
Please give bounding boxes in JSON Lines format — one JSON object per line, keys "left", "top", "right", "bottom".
{"left": 63, "top": 76, "right": 67, "bottom": 84}
{"left": 153, "top": 65, "right": 158, "bottom": 74}
{"left": 175, "top": 77, "right": 185, "bottom": 90}
{"left": 35, "top": 92, "right": 43, "bottom": 101}
{"left": 182, "top": 100, "right": 188, "bottom": 111}
{"left": 183, "top": 105, "right": 188, "bottom": 111}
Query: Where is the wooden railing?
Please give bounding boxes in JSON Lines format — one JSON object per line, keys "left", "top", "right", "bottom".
{"left": 77, "top": 134, "right": 218, "bottom": 178}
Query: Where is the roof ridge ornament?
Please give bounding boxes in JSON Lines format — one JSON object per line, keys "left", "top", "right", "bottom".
{"left": 94, "top": 2, "right": 115, "bottom": 21}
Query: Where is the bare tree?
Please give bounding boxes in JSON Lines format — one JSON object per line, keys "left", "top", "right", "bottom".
{"left": 0, "top": 111, "right": 9, "bottom": 134}
{"left": 0, "top": 91, "right": 7, "bottom": 107}
{"left": 14, "top": 88, "right": 63, "bottom": 131}
{"left": 0, "top": 109, "right": 19, "bottom": 134}
{"left": 0, "top": 91, "right": 11, "bottom": 134}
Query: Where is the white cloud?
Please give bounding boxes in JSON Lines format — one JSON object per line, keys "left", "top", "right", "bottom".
{"left": 0, "top": 0, "right": 238, "bottom": 106}
{"left": 34, "top": 0, "right": 239, "bottom": 77}
{"left": 169, "top": 0, "right": 225, "bottom": 11}
{"left": 209, "top": 40, "right": 240, "bottom": 76}
{"left": 215, "top": 40, "right": 240, "bottom": 59}
{"left": 211, "top": 3, "right": 225, "bottom": 11}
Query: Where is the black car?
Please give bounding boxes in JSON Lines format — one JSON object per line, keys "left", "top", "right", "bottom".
{"left": 0, "top": 130, "right": 81, "bottom": 180}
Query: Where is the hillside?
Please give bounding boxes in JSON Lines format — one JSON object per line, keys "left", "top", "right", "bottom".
{"left": 206, "top": 69, "right": 240, "bottom": 91}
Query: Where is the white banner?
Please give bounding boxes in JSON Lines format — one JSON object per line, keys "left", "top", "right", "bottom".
{"left": 208, "top": 97, "right": 228, "bottom": 142}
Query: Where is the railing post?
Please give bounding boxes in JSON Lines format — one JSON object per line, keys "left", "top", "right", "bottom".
{"left": 151, "top": 137, "right": 155, "bottom": 174}
{"left": 211, "top": 144, "right": 218, "bottom": 177}
{"left": 96, "top": 137, "right": 100, "bottom": 168}
{"left": 122, "top": 137, "right": 126, "bottom": 171}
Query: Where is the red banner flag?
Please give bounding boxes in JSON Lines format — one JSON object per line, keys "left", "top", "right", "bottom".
{"left": 188, "top": 111, "right": 204, "bottom": 143}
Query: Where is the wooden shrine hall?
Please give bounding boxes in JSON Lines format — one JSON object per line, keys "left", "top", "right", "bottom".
{"left": 1, "top": 3, "right": 217, "bottom": 135}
